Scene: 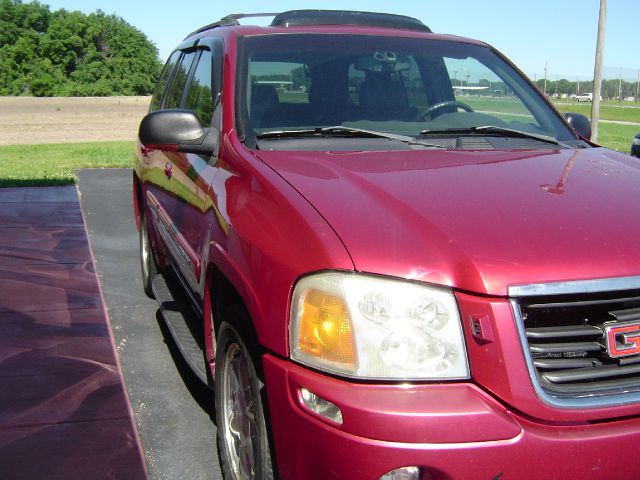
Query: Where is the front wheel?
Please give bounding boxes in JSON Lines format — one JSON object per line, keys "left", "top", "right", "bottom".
{"left": 139, "top": 213, "right": 158, "bottom": 298}
{"left": 215, "top": 316, "right": 274, "bottom": 480}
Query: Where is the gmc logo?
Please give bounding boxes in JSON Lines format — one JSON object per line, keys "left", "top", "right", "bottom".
{"left": 604, "top": 322, "right": 640, "bottom": 358}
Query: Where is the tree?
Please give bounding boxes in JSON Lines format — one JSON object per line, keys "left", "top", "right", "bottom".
{"left": 0, "top": 0, "right": 161, "bottom": 96}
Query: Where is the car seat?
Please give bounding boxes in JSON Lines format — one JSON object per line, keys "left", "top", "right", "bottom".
{"left": 250, "top": 84, "right": 279, "bottom": 128}
{"left": 359, "top": 72, "right": 410, "bottom": 120}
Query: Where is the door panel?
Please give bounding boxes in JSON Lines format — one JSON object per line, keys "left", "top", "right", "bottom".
{"left": 158, "top": 48, "right": 219, "bottom": 295}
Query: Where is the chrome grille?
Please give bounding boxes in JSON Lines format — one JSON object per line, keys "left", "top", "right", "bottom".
{"left": 515, "top": 289, "right": 640, "bottom": 399}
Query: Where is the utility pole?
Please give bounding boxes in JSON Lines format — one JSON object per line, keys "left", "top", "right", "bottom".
{"left": 636, "top": 70, "right": 639, "bottom": 103}
{"left": 618, "top": 67, "right": 623, "bottom": 101}
{"left": 591, "top": 0, "right": 607, "bottom": 142}
{"left": 577, "top": 75, "right": 580, "bottom": 97}
{"left": 543, "top": 62, "right": 548, "bottom": 95}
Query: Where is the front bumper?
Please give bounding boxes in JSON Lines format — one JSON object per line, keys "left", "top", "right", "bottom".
{"left": 264, "top": 354, "right": 640, "bottom": 480}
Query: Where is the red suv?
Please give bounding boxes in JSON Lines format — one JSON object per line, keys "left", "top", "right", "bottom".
{"left": 134, "top": 10, "right": 640, "bottom": 480}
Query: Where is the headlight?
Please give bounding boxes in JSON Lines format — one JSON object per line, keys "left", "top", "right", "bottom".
{"left": 632, "top": 137, "right": 640, "bottom": 146}
{"left": 289, "top": 272, "right": 469, "bottom": 380}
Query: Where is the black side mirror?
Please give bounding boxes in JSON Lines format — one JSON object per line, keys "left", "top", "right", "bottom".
{"left": 139, "top": 109, "right": 217, "bottom": 155}
{"left": 564, "top": 112, "right": 591, "bottom": 141}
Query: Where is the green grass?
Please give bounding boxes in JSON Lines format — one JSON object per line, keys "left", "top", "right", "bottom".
{"left": 595, "top": 123, "right": 638, "bottom": 153}
{"left": 464, "top": 97, "right": 535, "bottom": 116}
{"left": 461, "top": 96, "right": 638, "bottom": 153}
{"left": 462, "top": 96, "right": 640, "bottom": 123}
{"left": 0, "top": 122, "right": 636, "bottom": 189}
{"left": 0, "top": 141, "right": 135, "bottom": 187}
{"left": 551, "top": 100, "right": 640, "bottom": 123}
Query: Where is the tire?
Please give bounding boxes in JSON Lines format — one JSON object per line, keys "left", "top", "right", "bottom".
{"left": 139, "top": 213, "right": 158, "bottom": 298}
{"left": 215, "top": 314, "right": 274, "bottom": 480}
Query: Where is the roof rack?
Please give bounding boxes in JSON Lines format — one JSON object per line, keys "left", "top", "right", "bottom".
{"left": 271, "top": 10, "right": 431, "bottom": 33}
{"left": 187, "top": 10, "right": 431, "bottom": 39}
{"left": 186, "top": 12, "right": 278, "bottom": 38}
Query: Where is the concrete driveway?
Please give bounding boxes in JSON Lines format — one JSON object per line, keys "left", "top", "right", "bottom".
{"left": 77, "top": 169, "right": 222, "bottom": 480}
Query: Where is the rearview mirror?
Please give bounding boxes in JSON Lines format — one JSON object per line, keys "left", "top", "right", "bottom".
{"left": 564, "top": 112, "right": 591, "bottom": 141}
{"left": 139, "top": 109, "right": 217, "bottom": 155}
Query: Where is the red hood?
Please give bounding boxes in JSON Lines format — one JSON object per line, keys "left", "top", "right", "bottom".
{"left": 256, "top": 147, "right": 640, "bottom": 295}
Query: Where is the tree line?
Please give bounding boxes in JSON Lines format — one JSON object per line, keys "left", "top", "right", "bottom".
{"left": 0, "top": 0, "right": 162, "bottom": 96}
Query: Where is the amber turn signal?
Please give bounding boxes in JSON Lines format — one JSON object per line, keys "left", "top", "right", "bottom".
{"left": 296, "top": 289, "right": 356, "bottom": 367}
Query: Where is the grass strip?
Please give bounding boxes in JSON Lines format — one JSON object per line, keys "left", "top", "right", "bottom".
{"left": 552, "top": 100, "right": 640, "bottom": 124}
{"left": 0, "top": 141, "right": 135, "bottom": 187}
{"left": 596, "top": 123, "right": 638, "bottom": 154}
{"left": 0, "top": 126, "right": 636, "bottom": 189}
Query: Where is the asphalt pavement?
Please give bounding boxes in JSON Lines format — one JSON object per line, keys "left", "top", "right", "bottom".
{"left": 77, "top": 169, "right": 222, "bottom": 480}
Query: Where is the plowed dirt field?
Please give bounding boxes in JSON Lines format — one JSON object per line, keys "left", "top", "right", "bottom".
{"left": 0, "top": 96, "right": 150, "bottom": 145}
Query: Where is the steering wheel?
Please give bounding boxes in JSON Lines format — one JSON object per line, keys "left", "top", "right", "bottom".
{"left": 415, "top": 100, "right": 474, "bottom": 121}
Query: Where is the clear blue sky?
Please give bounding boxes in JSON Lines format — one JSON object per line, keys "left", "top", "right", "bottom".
{"left": 43, "top": 0, "right": 637, "bottom": 81}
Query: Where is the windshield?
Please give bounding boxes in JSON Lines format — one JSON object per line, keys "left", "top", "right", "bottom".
{"left": 236, "top": 34, "right": 578, "bottom": 149}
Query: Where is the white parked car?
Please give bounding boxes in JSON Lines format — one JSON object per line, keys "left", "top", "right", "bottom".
{"left": 576, "top": 92, "right": 602, "bottom": 102}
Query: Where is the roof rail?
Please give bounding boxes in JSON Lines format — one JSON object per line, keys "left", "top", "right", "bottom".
{"left": 186, "top": 10, "right": 431, "bottom": 39}
{"left": 271, "top": 10, "right": 431, "bottom": 33}
{"left": 185, "top": 12, "right": 279, "bottom": 38}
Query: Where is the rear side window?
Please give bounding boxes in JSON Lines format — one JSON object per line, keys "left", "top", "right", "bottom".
{"left": 150, "top": 50, "right": 181, "bottom": 111}
{"left": 164, "top": 51, "right": 197, "bottom": 109}
{"left": 184, "top": 51, "right": 214, "bottom": 126}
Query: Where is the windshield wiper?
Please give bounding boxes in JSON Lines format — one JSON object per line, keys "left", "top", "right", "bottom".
{"left": 256, "top": 126, "right": 447, "bottom": 149}
{"left": 420, "top": 125, "right": 568, "bottom": 147}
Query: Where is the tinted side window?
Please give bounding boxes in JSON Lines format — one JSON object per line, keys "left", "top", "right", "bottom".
{"left": 164, "top": 51, "right": 197, "bottom": 109}
{"left": 184, "top": 51, "right": 214, "bottom": 126}
{"left": 150, "top": 50, "right": 181, "bottom": 111}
